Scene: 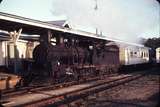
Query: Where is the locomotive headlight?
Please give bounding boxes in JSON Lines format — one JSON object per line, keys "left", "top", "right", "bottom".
{"left": 57, "top": 61, "right": 60, "bottom": 66}
{"left": 89, "top": 46, "right": 93, "bottom": 50}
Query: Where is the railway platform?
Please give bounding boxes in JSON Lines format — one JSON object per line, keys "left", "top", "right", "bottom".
{"left": 0, "top": 72, "right": 20, "bottom": 90}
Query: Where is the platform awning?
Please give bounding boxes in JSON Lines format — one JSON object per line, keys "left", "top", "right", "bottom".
{"left": 0, "top": 12, "right": 147, "bottom": 48}
{"left": 0, "top": 12, "right": 67, "bottom": 35}
{"left": 0, "top": 12, "right": 105, "bottom": 40}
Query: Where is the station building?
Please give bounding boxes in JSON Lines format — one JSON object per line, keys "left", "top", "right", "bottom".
{"left": 0, "top": 19, "right": 70, "bottom": 73}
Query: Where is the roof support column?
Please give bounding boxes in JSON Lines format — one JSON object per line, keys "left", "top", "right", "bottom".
{"left": 47, "top": 30, "right": 52, "bottom": 43}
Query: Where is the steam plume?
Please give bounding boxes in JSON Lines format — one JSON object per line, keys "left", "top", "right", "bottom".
{"left": 52, "top": 0, "right": 160, "bottom": 43}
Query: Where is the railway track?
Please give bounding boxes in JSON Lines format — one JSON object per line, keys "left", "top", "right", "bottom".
{"left": 1, "top": 72, "right": 147, "bottom": 107}
{"left": 1, "top": 73, "right": 120, "bottom": 98}
{"left": 1, "top": 75, "right": 102, "bottom": 98}
{"left": 44, "top": 74, "right": 146, "bottom": 107}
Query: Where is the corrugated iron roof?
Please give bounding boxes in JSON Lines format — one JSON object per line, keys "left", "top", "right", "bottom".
{"left": 47, "top": 20, "right": 68, "bottom": 27}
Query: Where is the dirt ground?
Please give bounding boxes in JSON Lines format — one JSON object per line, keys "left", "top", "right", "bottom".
{"left": 87, "top": 69, "right": 160, "bottom": 107}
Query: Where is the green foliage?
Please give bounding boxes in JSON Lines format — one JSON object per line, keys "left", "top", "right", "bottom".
{"left": 144, "top": 37, "right": 160, "bottom": 49}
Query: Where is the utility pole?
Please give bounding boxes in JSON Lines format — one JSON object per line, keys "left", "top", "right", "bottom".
{"left": 94, "top": 0, "right": 100, "bottom": 36}
{"left": 94, "top": 0, "right": 98, "bottom": 10}
{"left": 94, "top": 0, "right": 98, "bottom": 35}
{"left": 94, "top": 0, "right": 103, "bottom": 37}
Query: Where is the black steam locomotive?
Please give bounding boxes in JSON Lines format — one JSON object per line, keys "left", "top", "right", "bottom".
{"left": 20, "top": 37, "right": 119, "bottom": 85}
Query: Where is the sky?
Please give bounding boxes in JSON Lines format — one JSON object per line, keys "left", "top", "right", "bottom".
{"left": 0, "top": 0, "right": 159, "bottom": 43}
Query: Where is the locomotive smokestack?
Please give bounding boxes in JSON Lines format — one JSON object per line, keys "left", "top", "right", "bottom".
{"left": 56, "top": 35, "right": 64, "bottom": 45}
{"left": 39, "top": 30, "right": 52, "bottom": 45}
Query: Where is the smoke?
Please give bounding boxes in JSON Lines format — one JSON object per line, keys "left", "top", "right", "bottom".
{"left": 51, "top": 0, "right": 160, "bottom": 43}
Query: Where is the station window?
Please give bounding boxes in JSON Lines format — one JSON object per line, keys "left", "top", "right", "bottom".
{"left": 8, "top": 44, "right": 15, "bottom": 58}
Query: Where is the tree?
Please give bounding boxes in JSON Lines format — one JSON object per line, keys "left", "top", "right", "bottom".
{"left": 0, "top": 0, "right": 2, "bottom": 3}
{"left": 144, "top": 37, "right": 160, "bottom": 59}
{"left": 144, "top": 37, "right": 160, "bottom": 49}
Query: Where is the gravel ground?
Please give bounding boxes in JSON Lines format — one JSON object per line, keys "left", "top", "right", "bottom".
{"left": 86, "top": 69, "right": 160, "bottom": 107}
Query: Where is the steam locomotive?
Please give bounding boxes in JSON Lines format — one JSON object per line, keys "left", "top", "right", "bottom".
{"left": 23, "top": 37, "right": 120, "bottom": 85}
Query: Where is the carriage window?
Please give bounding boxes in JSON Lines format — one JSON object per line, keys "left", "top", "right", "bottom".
{"left": 130, "top": 52, "right": 133, "bottom": 57}
{"left": 146, "top": 53, "right": 149, "bottom": 57}
{"left": 144, "top": 53, "right": 146, "bottom": 57}
{"left": 141, "top": 52, "right": 143, "bottom": 58}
